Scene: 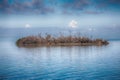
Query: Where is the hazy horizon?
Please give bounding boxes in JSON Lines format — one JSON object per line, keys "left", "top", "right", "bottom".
{"left": 0, "top": 0, "right": 120, "bottom": 40}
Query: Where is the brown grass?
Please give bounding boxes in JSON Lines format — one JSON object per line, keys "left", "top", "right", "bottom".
{"left": 16, "top": 34, "right": 109, "bottom": 47}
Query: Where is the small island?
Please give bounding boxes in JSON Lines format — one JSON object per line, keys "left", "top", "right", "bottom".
{"left": 16, "top": 34, "right": 109, "bottom": 47}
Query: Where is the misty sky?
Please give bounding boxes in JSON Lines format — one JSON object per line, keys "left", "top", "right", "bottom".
{"left": 0, "top": 0, "right": 120, "bottom": 28}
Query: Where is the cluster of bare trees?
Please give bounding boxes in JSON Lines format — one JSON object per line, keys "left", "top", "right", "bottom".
{"left": 38, "top": 33, "right": 93, "bottom": 44}
{"left": 16, "top": 33, "right": 109, "bottom": 47}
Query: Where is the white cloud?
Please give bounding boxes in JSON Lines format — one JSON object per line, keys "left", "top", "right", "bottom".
{"left": 25, "top": 24, "right": 31, "bottom": 28}
{"left": 69, "top": 20, "right": 78, "bottom": 28}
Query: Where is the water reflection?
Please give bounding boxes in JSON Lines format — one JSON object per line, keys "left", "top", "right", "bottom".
{"left": 0, "top": 41, "right": 120, "bottom": 80}
{"left": 19, "top": 46, "right": 107, "bottom": 62}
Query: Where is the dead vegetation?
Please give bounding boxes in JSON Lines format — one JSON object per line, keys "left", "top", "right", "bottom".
{"left": 16, "top": 33, "right": 109, "bottom": 47}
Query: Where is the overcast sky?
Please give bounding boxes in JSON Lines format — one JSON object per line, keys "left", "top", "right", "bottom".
{"left": 0, "top": 0, "right": 120, "bottom": 28}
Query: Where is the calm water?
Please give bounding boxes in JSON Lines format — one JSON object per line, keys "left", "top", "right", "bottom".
{"left": 0, "top": 38, "right": 120, "bottom": 80}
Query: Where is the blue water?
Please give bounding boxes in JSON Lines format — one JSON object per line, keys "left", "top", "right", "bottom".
{"left": 0, "top": 38, "right": 120, "bottom": 80}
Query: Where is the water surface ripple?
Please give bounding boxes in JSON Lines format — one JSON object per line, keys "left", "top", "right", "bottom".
{"left": 0, "top": 40, "right": 120, "bottom": 80}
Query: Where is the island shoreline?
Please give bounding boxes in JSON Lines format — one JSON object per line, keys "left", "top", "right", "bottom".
{"left": 16, "top": 34, "right": 109, "bottom": 48}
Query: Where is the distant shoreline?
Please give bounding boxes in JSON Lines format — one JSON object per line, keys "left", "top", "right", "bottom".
{"left": 16, "top": 34, "right": 109, "bottom": 48}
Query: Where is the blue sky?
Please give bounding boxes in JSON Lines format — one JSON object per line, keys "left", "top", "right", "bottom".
{"left": 0, "top": 0, "right": 120, "bottom": 28}
{"left": 0, "top": 0, "right": 120, "bottom": 15}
